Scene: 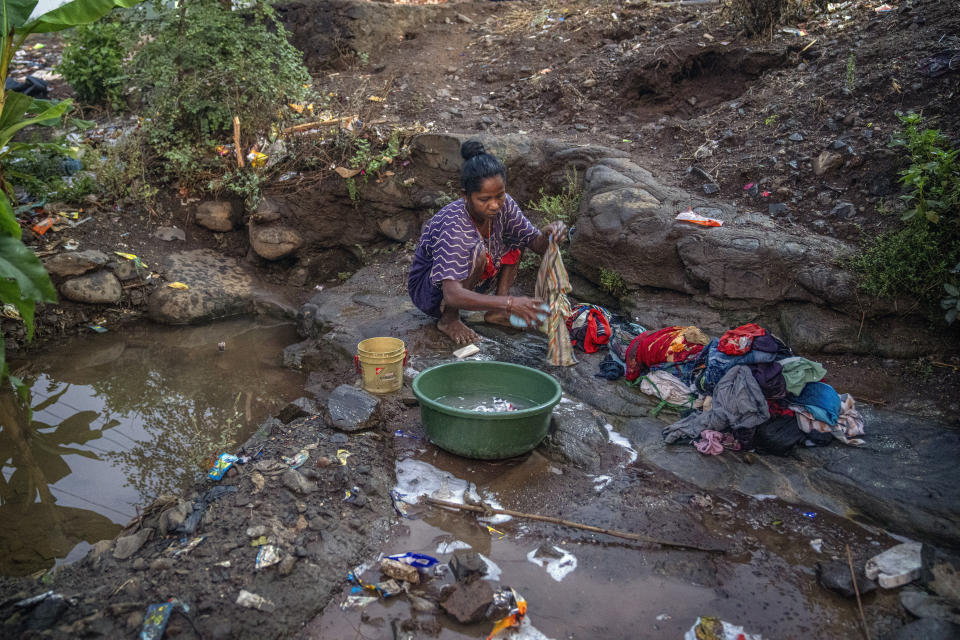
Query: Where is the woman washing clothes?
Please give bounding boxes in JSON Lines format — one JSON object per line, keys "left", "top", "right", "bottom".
{"left": 408, "top": 140, "right": 567, "bottom": 344}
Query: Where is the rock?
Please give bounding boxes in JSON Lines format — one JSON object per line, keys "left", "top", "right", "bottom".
{"left": 900, "top": 590, "right": 960, "bottom": 624}
{"left": 125, "top": 611, "right": 144, "bottom": 630}
{"left": 250, "top": 224, "right": 303, "bottom": 261}
{"left": 703, "top": 183, "right": 720, "bottom": 195}
{"left": 456, "top": 12, "right": 472, "bottom": 23}
{"left": 448, "top": 550, "right": 487, "bottom": 582}
{"left": 886, "top": 618, "right": 960, "bottom": 640}
{"left": 921, "top": 545, "right": 960, "bottom": 601}
{"left": 149, "top": 558, "right": 174, "bottom": 571}
{"left": 44, "top": 249, "right": 108, "bottom": 278}
{"left": 583, "top": 78, "right": 597, "bottom": 88}
{"left": 147, "top": 250, "right": 255, "bottom": 324}
{"left": 236, "top": 590, "right": 275, "bottom": 612}
{"left": 816, "top": 561, "right": 877, "bottom": 598}
{"left": 109, "top": 258, "right": 145, "bottom": 281}
{"left": 830, "top": 201, "right": 857, "bottom": 218}
{"left": 408, "top": 594, "right": 438, "bottom": 613}
{"left": 25, "top": 594, "right": 68, "bottom": 631}
{"left": 132, "top": 558, "right": 147, "bottom": 570}
{"left": 154, "top": 226, "right": 185, "bottom": 242}
{"left": 539, "top": 406, "right": 608, "bottom": 469}
{"left": 440, "top": 579, "right": 494, "bottom": 624}
{"left": 328, "top": 384, "right": 380, "bottom": 432}
{"left": 113, "top": 528, "right": 153, "bottom": 560}
{"left": 278, "top": 397, "right": 319, "bottom": 423}
{"left": 866, "top": 542, "right": 923, "bottom": 588}
{"left": 282, "top": 469, "right": 316, "bottom": 494}
{"left": 278, "top": 555, "right": 297, "bottom": 576}
{"left": 59, "top": 271, "right": 123, "bottom": 304}
{"left": 246, "top": 525, "right": 269, "bottom": 538}
{"left": 158, "top": 499, "right": 192, "bottom": 536}
{"left": 769, "top": 203, "right": 789, "bottom": 216}
{"left": 288, "top": 267, "right": 309, "bottom": 287}
{"left": 381, "top": 558, "right": 419, "bottom": 584}
{"left": 253, "top": 198, "right": 284, "bottom": 223}
{"left": 195, "top": 201, "right": 237, "bottom": 232}
{"left": 377, "top": 216, "right": 415, "bottom": 242}
{"left": 813, "top": 150, "right": 844, "bottom": 176}
{"left": 789, "top": 133, "right": 804, "bottom": 142}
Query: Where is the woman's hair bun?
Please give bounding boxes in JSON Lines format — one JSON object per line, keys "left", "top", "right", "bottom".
{"left": 460, "top": 139, "right": 486, "bottom": 161}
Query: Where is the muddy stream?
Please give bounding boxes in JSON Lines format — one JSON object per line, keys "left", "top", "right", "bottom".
{"left": 0, "top": 320, "right": 304, "bottom": 577}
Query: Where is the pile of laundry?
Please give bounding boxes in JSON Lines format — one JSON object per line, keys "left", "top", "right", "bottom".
{"left": 564, "top": 309, "right": 866, "bottom": 457}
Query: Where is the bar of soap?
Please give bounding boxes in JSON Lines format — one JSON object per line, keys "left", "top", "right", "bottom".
{"left": 453, "top": 344, "right": 480, "bottom": 359}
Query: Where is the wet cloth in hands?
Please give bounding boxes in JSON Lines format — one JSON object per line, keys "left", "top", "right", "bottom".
{"left": 779, "top": 357, "right": 827, "bottom": 396}
{"left": 662, "top": 365, "right": 770, "bottom": 444}
{"left": 790, "top": 381, "right": 841, "bottom": 426}
{"left": 534, "top": 236, "right": 576, "bottom": 366}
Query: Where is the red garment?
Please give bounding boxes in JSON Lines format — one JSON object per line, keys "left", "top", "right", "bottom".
{"left": 481, "top": 248, "right": 521, "bottom": 280}
{"left": 718, "top": 323, "right": 766, "bottom": 355}
{"left": 500, "top": 248, "right": 521, "bottom": 265}
{"left": 624, "top": 326, "right": 705, "bottom": 381}
{"left": 767, "top": 400, "right": 795, "bottom": 417}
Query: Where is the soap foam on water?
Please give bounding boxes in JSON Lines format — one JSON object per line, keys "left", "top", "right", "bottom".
{"left": 435, "top": 540, "right": 472, "bottom": 554}
{"left": 604, "top": 423, "right": 638, "bottom": 464}
{"left": 526, "top": 546, "right": 578, "bottom": 582}
{"left": 393, "top": 458, "right": 512, "bottom": 524}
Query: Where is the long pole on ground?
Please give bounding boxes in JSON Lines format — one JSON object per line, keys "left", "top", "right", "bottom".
{"left": 422, "top": 496, "right": 724, "bottom": 553}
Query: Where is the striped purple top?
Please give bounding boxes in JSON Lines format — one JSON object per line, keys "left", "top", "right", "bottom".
{"left": 414, "top": 195, "right": 540, "bottom": 285}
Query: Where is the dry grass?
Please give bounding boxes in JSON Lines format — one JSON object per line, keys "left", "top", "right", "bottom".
{"left": 725, "top": 0, "right": 828, "bottom": 36}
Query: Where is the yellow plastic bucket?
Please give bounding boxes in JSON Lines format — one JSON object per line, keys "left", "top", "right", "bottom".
{"left": 355, "top": 337, "right": 406, "bottom": 394}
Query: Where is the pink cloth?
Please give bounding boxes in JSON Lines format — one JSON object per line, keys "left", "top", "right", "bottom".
{"left": 694, "top": 430, "right": 743, "bottom": 455}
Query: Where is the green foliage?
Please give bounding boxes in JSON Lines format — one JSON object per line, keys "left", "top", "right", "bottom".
{"left": 529, "top": 168, "right": 582, "bottom": 224}
{"left": 57, "top": 15, "right": 126, "bottom": 109}
{"left": 209, "top": 169, "right": 262, "bottom": 211}
{"left": 599, "top": 267, "right": 628, "bottom": 300}
{"left": 845, "top": 52, "right": 856, "bottom": 92}
{"left": 345, "top": 177, "right": 358, "bottom": 202}
{"left": 892, "top": 112, "right": 960, "bottom": 224}
{"left": 87, "top": 128, "right": 157, "bottom": 205}
{"left": 131, "top": 0, "right": 311, "bottom": 182}
{"left": 853, "top": 114, "right": 960, "bottom": 321}
{"left": 943, "top": 281, "right": 960, "bottom": 325}
{"left": 764, "top": 114, "right": 780, "bottom": 126}
{"left": 0, "top": 0, "right": 145, "bottom": 383}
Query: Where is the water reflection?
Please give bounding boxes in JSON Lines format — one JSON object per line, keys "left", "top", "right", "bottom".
{"left": 0, "top": 320, "right": 305, "bottom": 576}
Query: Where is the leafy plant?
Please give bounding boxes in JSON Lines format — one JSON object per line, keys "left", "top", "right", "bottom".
{"left": 845, "top": 52, "right": 856, "bottom": 92}
{"left": 130, "top": 0, "right": 311, "bottom": 184}
{"left": 600, "top": 267, "right": 629, "bottom": 300}
{"left": 87, "top": 127, "right": 156, "bottom": 205}
{"left": 1, "top": 0, "right": 145, "bottom": 384}
{"left": 57, "top": 14, "right": 126, "bottom": 109}
{"left": 764, "top": 114, "right": 780, "bottom": 126}
{"left": 853, "top": 113, "right": 960, "bottom": 320}
{"left": 529, "top": 168, "right": 582, "bottom": 224}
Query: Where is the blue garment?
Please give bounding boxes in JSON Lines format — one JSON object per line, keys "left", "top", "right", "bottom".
{"left": 791, "top": 381, "right": 841, "bottom": 426}
{"left": 693, "top": 338, "right": 777, "bottom": 394}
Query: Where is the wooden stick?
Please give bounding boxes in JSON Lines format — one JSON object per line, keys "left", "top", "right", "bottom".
{"left": 233, "top": 116, "right": 244, "bottom": 168}
{"left": 422, "top": 496, "right": 724, "bottom": 553}
{"left": 282, "top": 115, "right": 357, "bottom": 135}
{"left": 846, "top": 544, "right": 871, "bottom": 640}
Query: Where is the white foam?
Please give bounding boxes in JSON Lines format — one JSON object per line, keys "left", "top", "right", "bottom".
{"left": 510, "top": 617, "right": 557, "bottom": 640}
{"left": 480, "top": 554, "right": 502, "bottom": 581}
{"left": 592, "top": 475, "right": 612, "bottom": 492}
{"left": 604, "top": 424, "right": 638, "bottom": 464}
{"left": 751, "top": 494, "right": 778, "bottom": 501}
{"left": 526, "top": 546, "right": 578, "bottom": 582}
{"left": 436, "top": 540, "right": 472, "bottom": 554}
{"left": 393, "top": 458, "right": 512, "bottom": 524}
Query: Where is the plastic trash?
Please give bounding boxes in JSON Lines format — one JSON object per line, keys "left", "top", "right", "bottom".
{"left": 486, "top": 525, "right": 506, "bottom": 540}
{"left": 140, "top": 599, "right": 189, "bottom": 640}
{"left": 247, "top": 151, "right": 267, "bottom": 168}
{"left": 281, "top": 450, "right": 308, "bottom": 469}
{"left": 88, "top": 324, "right": 108, "bottom": 333}
{"left": 114, "top": 251, "right": 148, "bottom": 269}
{"left": 208, "top": 453, "right": 238, "bottom": 480}
{"left": 255, "top": 545, "right": 281, "bottom": 570}
{"left": 874, "top": 3, "right": 894, "bottom": 12}
{"left": 386, "top": 552, "right": 439, "bottom": 568}
{"left": 472, "top": 397, "right": 517, "bottom": 413}
{"left": 167, "top": 282, "right": 189, "bottom": 290}
{"left": 5, "top": 75, "right": 49, "bottom": 98}
{"left": 1, "top": 304, "right": 21, "bottom": 320}
{"left": 340, "top": 595, "right": 377, "bottom": 610}
{"left": 675, "top": 208, "right": 723, "bottom": 227}
{"left": 172, "top": 536, "right": 205, "bottom": 557}
{"left": 683, "top": 617, "right": 762, "bottom": 640}
{"left": 336, "top": 449, "right": 352, "bottom": 466}
{"left": 487, "top": 587, "right": 527, "bottom": 640}
{"left": 393, "top": 429, "right": 420, "bottom": 440}
{"left": 391, "top": 490, "right": 411, "bottom": 518}
{"left": 236, "top": 590, "right": 275, "bottom": 612}
{"left": 31, "top": 216, "right": 54, "bottom": 235}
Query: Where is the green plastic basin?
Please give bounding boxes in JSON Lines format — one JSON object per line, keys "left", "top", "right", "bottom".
{"left": 412, "top": 360, "right": 562, "bottom": 459}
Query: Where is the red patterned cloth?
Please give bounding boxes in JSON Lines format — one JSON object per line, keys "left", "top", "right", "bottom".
{"left": 718, "top": 323, "right": 766, "bottom": 355}
{"left": 625, "top": 326, "right": 708, "bottom": 382}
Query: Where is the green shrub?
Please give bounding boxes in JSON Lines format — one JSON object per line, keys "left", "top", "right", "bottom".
{"left": 57, "top": 16, "right": 127, "bottom": 110}
{"left": 86, "top": 129, "right": 157, "bottom": 206}
{"left": 853, "top": 113, "right": 960, "bottom": 320}
{"left": 529, "top": 168, "right": 582, "bottom": 224}
{"left": 600, "top": 267, "right": 629, "bottom": 300}
{"left": 131, "top": 0, "right": 311, "bottom": 183}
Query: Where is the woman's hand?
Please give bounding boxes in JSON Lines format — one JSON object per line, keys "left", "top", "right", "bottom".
{"left": 541, "top": 220, "right": 568, "bottom": 243}
{"left": 508, "top": 295, "right": 547, "bottom": 327}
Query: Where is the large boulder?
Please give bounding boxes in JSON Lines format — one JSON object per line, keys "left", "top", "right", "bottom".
{"left": 44, "top": 249, "right": 109, "bottom": 278}
{"left": 59, "top": 271, "right": 123, "bottom": 304}
{"left": 147, "top": 250, "right": 255, "bottom": 324}
{"left": 249, "top": 224, "right": 303, "bottom": 261}
{"left": 195, "top": 201, "right": 238, "bottom": 232}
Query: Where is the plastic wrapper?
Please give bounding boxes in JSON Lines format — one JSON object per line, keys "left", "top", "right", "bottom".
{"left": 386, "top": 552, "right": 439, "bottom": 568}
{"left": 255, "top": 544, "right": 281, "bottom": 569}
{"left": 282, "top": 450, "right": 308, "bottom": 469}
{"left": 140, "top": 599, "right": 189, "bottom": 640}
{"left": 208, "top": 453, "right": 238, "bottom": 480}
{"left": 683, "top": 616, "right": 762, "bottom": 640}
{"left": 487, "top": 588, "right": 527, "bottom": 640}
{"left": 676, "top": 208, "right": 723, "bottom": 227}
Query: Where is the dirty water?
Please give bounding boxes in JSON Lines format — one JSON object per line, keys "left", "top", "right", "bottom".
{"left": 0, "top": 319, "right": 304, "bottom": 577}
{"left": 300, "top": 428, "right": 884, "bottom": 640}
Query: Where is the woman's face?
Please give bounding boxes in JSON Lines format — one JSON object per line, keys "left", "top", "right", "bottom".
{"left": 464, "top": 176, "right": 506, "bottom": 223}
